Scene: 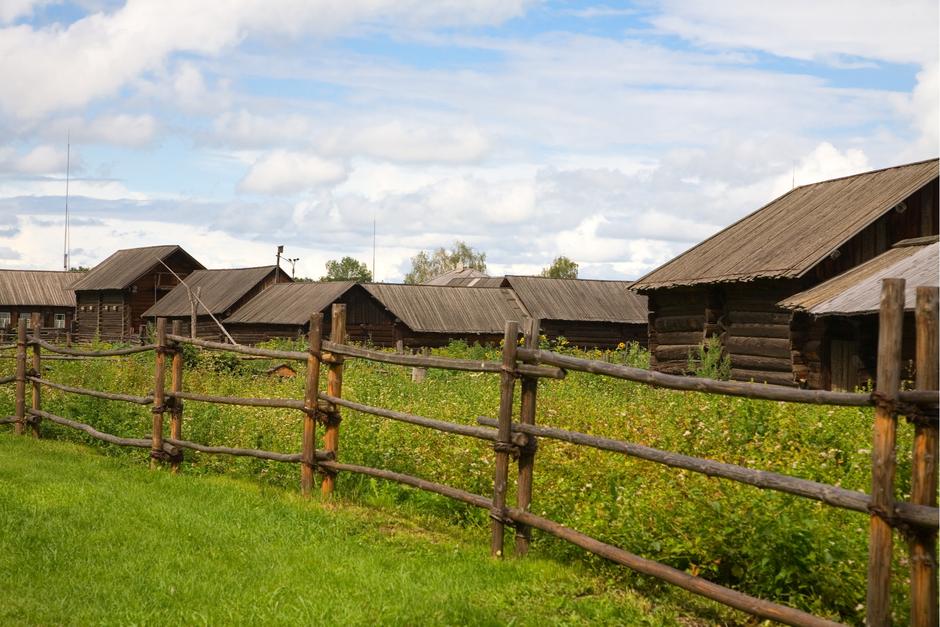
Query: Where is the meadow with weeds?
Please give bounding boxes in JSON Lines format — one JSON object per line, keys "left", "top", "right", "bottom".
{"left": 0, "top": 338, "right": 916, "bottom": 625}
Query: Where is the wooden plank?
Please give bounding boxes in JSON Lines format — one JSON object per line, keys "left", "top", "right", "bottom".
{"left": 170, "top": 320, "right": 184, "bottom": 473}
{"left": 301, "top": 313, "right": 323, "bottom": 498}
{"left": 867, "top": 279, "right": 905, "bottom": 626}
{"left": 730, "top": 354, "right": 793, "bottom": 372}
{"left": 150, "top": 318, "right": 167, "bottom": 469}
{"left": 14, "top": 317, "right": 25, "bottom": 435}
{"left": 516, "top": 317, "right": 539, "bottom": 556}
{"left": 491, "top": 320, "right": 518, "bottom": 558}
{"left": 727, "top": 323, "right": 791, "bottom": 339}
{"left": 730, "top": 369, "right": 796, "bottom": 387}
{"left": 726, "top": 311, "right": 792, "bottom": 325}
{"left": 654, "top": 344, "right": 699, "bottom": 362}
{"left": 322, "top": 304, "right": 345, "bottom": 497}
{"left": 910, "top": 286, "right": 938, "bottom": 627}
{"left": 724, "top": 336, "right": 791, "bottom": 358}
{"left": 30, "top": 315, "right": 41, "bottom": 438}
{"left": 654, "top": 315, "right": 705, "bottom": 333}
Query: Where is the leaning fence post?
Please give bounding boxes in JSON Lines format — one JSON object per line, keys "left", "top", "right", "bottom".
{"left": 169, "top": 320, "right": 184, "bottom": 474}
{"left": 909, "top": 285, "right": 938, "bottom": 627}
{"left": 491, "top": 320, "right": 519, "bottom": 558}
{"left": 30, "top": 314, "right": 41, "bottom": 438}
{"left": 302, "top": 313, "right": 323, "bottom": 498}
{"left": 515, "top": 317, "right": 540, "bottom": 556}
{"left": 14, "top": 317, "right": 26, "bottom": 436}
{"left": 150, "top": 318, "right": 167, "bottom": 470}
{"left": 866, "top": 278, "right": 905, "bottom": 626}
{"left": 322, "top": 304, "right": 346, "bottom": 497}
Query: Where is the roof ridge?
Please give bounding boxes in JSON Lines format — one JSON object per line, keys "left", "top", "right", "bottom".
{"left": 793, "top": 157, "right": 938, "bottom": 190}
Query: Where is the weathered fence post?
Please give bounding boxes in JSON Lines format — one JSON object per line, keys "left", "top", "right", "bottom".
{"left": 169, "top": 320, "right": 184, "bottom": 474}
{"left": 910, "top": 285, "right": 938, "bottom": 627}
{"left": 515, "top": 317, "right": 540, "bottom": 556}
{"left": 491, "top": 320, "right": 519, "bottom": 558}
{"left": 301, "top": 313, "right": 323, "bottom": 498}
{"left": 30, "top": 313, "right": 41, "bottom": 438}
{"left": 322, "top": 304, "right": 346, "bottom": 497}
{"left": 14, "top": 317, "right": 26, "bottom": 436}
{"left": 866, "top": 278, "right": 905, "bottom": 626}
{"left": 150, "top": 318, "right": 167, "bottom": 470}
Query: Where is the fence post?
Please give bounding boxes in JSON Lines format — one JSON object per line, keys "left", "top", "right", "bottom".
{"left": 322, "top": 304, "right": 346, "bottom": 497}
{"left": 910, "top": 286, "right": 938, "bottom": 627}
{"left": 515, "top": 317, "right": 540, "bottom": 556}
{"left": 14, "top": 317, "right": 26, "bottom": 436}
{"left": 866, "top": 278, "right": 905, "bottom": 626}
{"left": 150, "top": 318, "right": 167, "bottom": 470}
{"left": 169, "top": 320, "right": 184, "bottom": 474}
{"left": 30, "top": 314, "right": 41, "bottom": 438}
{"left": 301, "top": 313, "right": 323, "bottom": 498}
{"left": 491, "top": 320, "right": 519, "bottom": 558}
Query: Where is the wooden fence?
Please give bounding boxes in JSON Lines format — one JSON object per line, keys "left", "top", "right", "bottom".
{"left": 1, "top": 280, "right": 937, "bottom": 627}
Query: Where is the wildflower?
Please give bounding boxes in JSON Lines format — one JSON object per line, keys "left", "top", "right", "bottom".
{"left": 617, "top": 342, "right": 626, "bottom": 351}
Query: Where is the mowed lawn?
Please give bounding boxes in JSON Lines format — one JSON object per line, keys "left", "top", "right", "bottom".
{"left": 0, "top": 434, "right": 682, "bottom": 626}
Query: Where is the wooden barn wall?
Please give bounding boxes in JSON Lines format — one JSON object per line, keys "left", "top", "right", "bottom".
{"left": 127, "top": 250, "right": 202, "bottom": 336}
{"left": 539, "top": 320, "right": 648, "bottom": 350}
{"left": 0, "top": 306, "right": 74, "bottom": 342}
{"left": 647, "top": 288, "right": 708, "bottom": 374}
{"left": 75, "top": 291, "right": 126, "bottom": 342}
{"left": 327, "top": 289, "right": 398, "bottom": 346}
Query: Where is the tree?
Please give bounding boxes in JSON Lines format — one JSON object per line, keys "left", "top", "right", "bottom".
{"left": 404, "top": 241, "right": 487, "bottom": 284}
{"left": 320, "top": 257, "right": 372, "bottom": 282}
{"left": 541, "top": 256, "right": 578, "bottom": 279}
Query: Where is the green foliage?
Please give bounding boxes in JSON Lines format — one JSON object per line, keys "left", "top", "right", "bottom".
{"left": 0, "top": 339, "right": 914, "bottom": 624}
{"left": 321, "top": 256, "right": 372, "bottom": 282}
{"left": 404, "top": 240, "right": 486, "bottom": 284}
{"left": 688, "top": 336, "right": 731, "bottom": 380}
{"left": 541, "top": 255, "right": 579, "bottom": 279}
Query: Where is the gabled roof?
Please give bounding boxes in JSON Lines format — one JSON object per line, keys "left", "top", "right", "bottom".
{"left": 445, "top": 276, "right": 505, "bottom": 288}
{"left": 70, "top": 245, "right": 204, "bottom": 291}
{"left": 363, "top": 283, "right": 528, "bottom": 334}
{"left": 778, "top": 236, "right": 939, "bottom": 316}
{"left": 423, "top": 267, "right": 489, "bottom": 285}
{"left": 142, "top": 266, "right": 279, "bottom": 318}
{"left": 0, "top": 270, "right": 76, "bottom": 307}
{"left": 501, "top": 276, "right": 647, "bottom": 324}
{"left": 224, "top": 281, "right": 358, "bottom": 325}
{"left": 633, "top": 158, "right": 939, "bottom": 290}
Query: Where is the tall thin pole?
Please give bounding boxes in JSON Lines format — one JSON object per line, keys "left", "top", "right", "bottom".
{"left": 372, "top": 215, "right": 376, "bottom": 282}
{"left": 63, "top": 131, "right": 70, "bottom": 271}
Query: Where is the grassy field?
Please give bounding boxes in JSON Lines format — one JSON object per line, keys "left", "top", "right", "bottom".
{"left": 0, "top": 340, "right": 918, "bottom": 625}
{"left": 0, "top": 434, "right": 687, "bottom": 626}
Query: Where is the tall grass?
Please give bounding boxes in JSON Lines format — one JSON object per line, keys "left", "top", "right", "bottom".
{"left": 0, "top": 339, "right": 915, "bottom": 625}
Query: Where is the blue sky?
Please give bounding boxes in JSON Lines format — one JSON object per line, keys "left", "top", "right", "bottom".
{"left": 0, "top": 0, "right": 936, "bottom": 280}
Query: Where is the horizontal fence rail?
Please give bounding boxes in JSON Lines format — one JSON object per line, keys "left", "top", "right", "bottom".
{"left": 166, "top": 390, "right": 333, "bottom": 414}
{"left": 28, "top": 336, "right": 157, "bottom": 357}
{"left": 164, "top": 437, "right": 330, "bottom": 463}
{"left": 28, "top": 408, "right": 176, "bottom": 455}
{"left": 28, "top": 376, "right": 154, "bottom": 405}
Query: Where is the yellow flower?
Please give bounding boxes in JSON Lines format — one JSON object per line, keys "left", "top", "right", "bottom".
{"left": 617, "top": 342, "right": 626, "bottom": 351}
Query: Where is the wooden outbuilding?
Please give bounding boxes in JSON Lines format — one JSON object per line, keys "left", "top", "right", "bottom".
{"left": 0, "top": 270, "right": 76, "bottom": 341}
{"left": 778, "top": 236, "right": 938, "bottom": 390}
{"left": 632, "top": 158, "right": 939, "bottom": 388}
{"left": 223, "top": 282, "right": 394, "bottom": 344}
{"left": 71, "top": 245, "right": 204, "bottom": 342}
{"left": 142, "top": 266, "right": 283, "bottom": 340}
{"left": 499, "top": 276, "right": 648, "bottom": 349}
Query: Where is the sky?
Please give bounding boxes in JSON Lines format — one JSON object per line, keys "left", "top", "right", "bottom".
{"left": 0, "top": 0, "right": 936, "bottom": 282}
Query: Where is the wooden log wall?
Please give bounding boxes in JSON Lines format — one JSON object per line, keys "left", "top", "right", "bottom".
{"left": 538, "top": 320, "right": 647, "bottom": 350}
{"left": 648, "top": 288, "right": 707, "bottom": 374}
{"left": 75, "top": 291, "right": 126, "bottom": 342}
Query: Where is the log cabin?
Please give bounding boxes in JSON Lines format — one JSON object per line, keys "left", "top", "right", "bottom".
{"left": 71, "top": 245, "right": 204, "bottom": 342}
{"left": 0, "top": 270, "right": 76, "bottom": 342}
{"left": 632, "top": 158, "right": 939, "bottom": 388}
{"left": 499, "top": 276, "right": 648, "bottom": 349}
{"left": 142, "top": 266, "right": 284, "bottom": 340}
{"left": 778, "top": 236, "right": 938, "bottom": 390}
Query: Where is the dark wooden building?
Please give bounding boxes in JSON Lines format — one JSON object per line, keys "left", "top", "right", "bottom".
{"left": 632, "top": 158, "right": 939, "bottom": 388}
{"left": 142, "top": 266, "right": 283, "bottom": 339}
{"left": 223, "top": 282, "right": 393, "bottom": 344}
{"left": 500, "top": 276, "right": 648, "bottom": 349}
{"left": 71, "top": 245, "right": 204, "bottom": 342}
{"left": 778, "top": 236, "right": 937, "bottom": 390}
{"left": 0, "top": 270, "right": 76, "bottom": 341}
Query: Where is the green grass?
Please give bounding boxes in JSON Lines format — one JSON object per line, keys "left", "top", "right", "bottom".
{"left": 0, "top": 434, "right": 685, "bottom": 626}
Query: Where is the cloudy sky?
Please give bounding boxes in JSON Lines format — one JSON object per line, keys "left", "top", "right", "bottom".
{"left": 0, "top": 1, "right": 936, "bottom": 281}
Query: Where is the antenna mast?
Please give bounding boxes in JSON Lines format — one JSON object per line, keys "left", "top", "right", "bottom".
{"left": 372, "top": 215, "right": 376, "bottom": 281}
{"left": 63, "top": 131, "right": 71, "bottom": 270}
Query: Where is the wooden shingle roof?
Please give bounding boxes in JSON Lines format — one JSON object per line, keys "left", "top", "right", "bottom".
{"left": 363, "top": 284, "right": 528, "bottom": 334}
{"left": 633, "top": 159, "right": 939, "bottom": 290}
{"left": 501, "top": 276, "right": 647, "bottom": 324}
{"left": 778, "top": 237, "right": 938, "bottom": 316}
{"left": 0, "top": 270, "right": 76, "bottom": 307}
{"left": 424, "top": 268, "right": 489, "bottom": 286}
{"left": 70, "top": 245, "right": 204, "bottom": 291}
{"left": 142, "top": 266, "right": 279, "bottom": 318}
{"left": 224, "top": 282, "right": 358, "bottom": 325}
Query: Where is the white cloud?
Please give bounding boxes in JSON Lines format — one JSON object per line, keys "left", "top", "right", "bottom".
{"left": 330, "top": 120, "right": 491, "bottom": 163}
{"left": 0, "top": 0, "right": 49, "bottom": 23}
{"left": 239, "top": 150, "right": 348, "bottom": 195}
{"left": 0, "top": 144, "right": 67, "bottom": 174}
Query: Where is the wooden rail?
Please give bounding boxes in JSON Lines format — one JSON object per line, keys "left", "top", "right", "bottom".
{"left": 2, "top": 287, "right": 936, "bottom": 626}
{"left": 28, "top": 336, "right": 157, "bottom": 357}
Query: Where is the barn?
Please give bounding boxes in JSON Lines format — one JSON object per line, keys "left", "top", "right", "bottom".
{"left": 0, "top": 270, "right": 76, "bottom": 341}
{"left": 632, "top": 158, "right": 939, "bottom": 388}
{"left": 142, "top": 266, "right": 283, "bottom": 340}
{"left": 362, "top": 283, "right": 529, "bottom": 348}
{"left": 778, "top": 236, "right": 938, "bottom": 390}
{"left": 223, "top": 282, "right": 394, "bottom": 345}
{"left": 499, "top": 276, "right": 648, "bottom": 349}
{"left": 71, "top": 245, "right": 204, "bottom": 342}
